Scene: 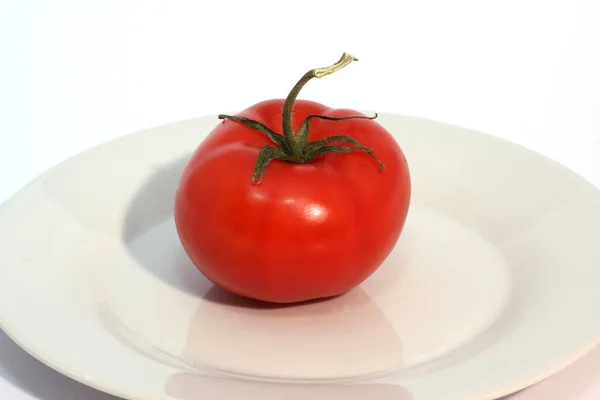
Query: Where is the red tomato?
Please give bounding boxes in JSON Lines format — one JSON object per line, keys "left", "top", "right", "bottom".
{"left": 174, "top": 53, "right": 411, "bottom": 303}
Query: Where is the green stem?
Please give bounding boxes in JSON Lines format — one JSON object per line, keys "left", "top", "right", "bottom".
{"left": 218, "top": 114, "right": 286, "bottom": 149}
{"left": 281, "top": 52, "right": 358, "bottom": 157}
{"left": 215, "top": 52, "right": 385, "bottom": 184}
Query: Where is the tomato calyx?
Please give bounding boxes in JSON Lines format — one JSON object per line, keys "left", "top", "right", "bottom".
{"left": 218, "top": 52, "right": 385, "bottom": 184}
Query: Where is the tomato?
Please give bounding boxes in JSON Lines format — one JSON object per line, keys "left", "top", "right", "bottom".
{"left": 174, "top": 53, "right": 411, "bottom": 303}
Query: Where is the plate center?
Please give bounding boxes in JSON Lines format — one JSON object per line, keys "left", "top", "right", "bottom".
{"left": 106, "top": 205, "right": 510, "bottom": 381}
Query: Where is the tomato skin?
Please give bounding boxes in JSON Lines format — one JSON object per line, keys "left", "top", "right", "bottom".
{"left": 174, "top": 99, "right": 410, "bottom": 303}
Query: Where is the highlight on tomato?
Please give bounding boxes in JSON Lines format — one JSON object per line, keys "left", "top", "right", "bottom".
{"left": 174, "top": 53, "right": 411, "bottom": 303}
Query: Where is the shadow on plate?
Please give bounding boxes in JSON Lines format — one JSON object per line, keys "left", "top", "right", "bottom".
{"left": 121, "top": 154, "right": 213, "bottom": 297}
{"left": 203, "top": 284, "right": 343, "bottom": 309}
{"left": 0, "top": 330, "right": 120, "bottom": 400}
{"left": 122, "top": 154, "right": 190, "bottom": 244}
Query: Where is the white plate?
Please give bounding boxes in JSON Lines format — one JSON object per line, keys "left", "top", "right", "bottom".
{"left": 1, "top": 113, "right": 600, "bottom": 400}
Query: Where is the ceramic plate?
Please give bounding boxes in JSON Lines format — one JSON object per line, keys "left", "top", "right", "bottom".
{"left": 1, "top": 113, "right": 600, "bottom": 400}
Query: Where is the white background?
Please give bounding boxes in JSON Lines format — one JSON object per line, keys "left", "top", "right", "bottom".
{"left": 0, "top": 1, "right": 599, "bottom": 399}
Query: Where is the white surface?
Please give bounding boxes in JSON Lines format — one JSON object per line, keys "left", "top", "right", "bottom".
{"left": 1, "top": 113, "right": 600, "bottom": 400}
{"left": 1, "top": 1, "right": 599, "bottom": 399}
